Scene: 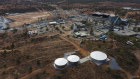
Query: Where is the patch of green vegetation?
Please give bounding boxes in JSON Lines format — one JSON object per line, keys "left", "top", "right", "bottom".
{"left": 54, "top": 75, "right": 62, "bottom": 79}
{"left": 107, "top": 32, "right": 139, "bottom": 74}
{"left": 16, "top": 57, "right": 21, "bottom": 65}
{"left": 37, "top": 60, "right": 41, "bottom": 67}
{"left": 29, "top": 66, "right": 33, "bottom": 73}
{"left": 111, "top": 72, "right": 124, "bottom": 79}
{"left": 2, "top": 71, "right": 6, "bottom": 75}
{"left": 1, "top": 50, "right": 7, "bottom": 57}
{"left": 105, "top": 67, "right": 127, "bottom": 79}
{"left": 12, "top": 28, "right": 18, "bottom": 33}
{"left": 3, "top": 64, "right": 7, "bottom": 68}
{"left": 108, "top": 32, "right": 140, "bottom": 49}
{"left": 109, "top": 48, "right": 139, "bottom": 74}
{"left": 55, "top": 27, "right": 59, "bottom": 31}
{"left": 84, "top": 40, "right": 112, "bottom": 52}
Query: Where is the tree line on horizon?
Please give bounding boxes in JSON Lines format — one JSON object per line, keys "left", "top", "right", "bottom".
{"left": 67, "top": 0, "right": 140, "bottom": 3}
{"left": 0, "top": 0, "right": 140, "bottom": 3}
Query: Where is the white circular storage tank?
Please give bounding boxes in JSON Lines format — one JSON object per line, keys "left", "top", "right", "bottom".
{"left": 54, "top": 58, "right": 68, "bottom": 69}
{"left": 90, "top": 51, "right": 107, "bottom": 63}
{"left": 67, "top": 55, "right": 80, "bottom": 65}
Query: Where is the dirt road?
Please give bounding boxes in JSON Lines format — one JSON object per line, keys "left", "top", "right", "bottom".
{"left": 59, "top": 35, "right": 89, "bottom": 56}
{"left": 20, "top": 68, "right": 43, "bottom": 79}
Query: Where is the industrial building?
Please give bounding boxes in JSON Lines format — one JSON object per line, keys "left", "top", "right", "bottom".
{"left": 109, "top": 14, "right": 122, "bottom": 25}
{"left": 28, "top": 30, "right": 38, "bottom": 35}
{"left": 91, "top": 12, "right": 128, "bottom": 26}
{"left": 54, "top": 58, "right": 68, "bottom": 69}
{"left": 121, "top": 18, "right": 129, "bottom": 25}
{"left": 0, "top": 17, "right": 12, "bottom": 30}
{"left": 75, "top": 21, "right": 85, "bottom": 27}
{"left": 92, "top": 12, "right": 110, "bottom": 18}
{"left": 67, "top": 55, "right": 80, "bottom": 65}
{"left": 73, "top": 31, "right": 88, "bottom": 38}
{"left": 122, "top": 7, "right": 140, "bottom": 11}
{"left": 90, "top": 51, "right": 108, "bottom": 65}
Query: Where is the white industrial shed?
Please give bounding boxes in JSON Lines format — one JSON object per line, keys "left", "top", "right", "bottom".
{"left": 49, "top": 21, "right": 57, "bottom": 25}
{"left": 54, "top": 58, "right": 68, "bottom": 69}
{"left": 67, "top": 55, "right": 80, "bottom": 65}
{"left": 90, "top": 51, "right": 107, "bottom": 64}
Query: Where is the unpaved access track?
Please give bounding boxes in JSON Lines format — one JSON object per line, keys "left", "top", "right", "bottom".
{"left": 59, "top": 35, "right": 89, "bottom": 56}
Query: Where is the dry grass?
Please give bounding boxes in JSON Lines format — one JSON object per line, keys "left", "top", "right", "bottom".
{"left": 0, "top": 31, "right": 76, "bottom": 79}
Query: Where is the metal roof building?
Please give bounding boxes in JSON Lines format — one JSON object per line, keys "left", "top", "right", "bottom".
{"left": 73, "top": 31, "right": 88, "bottom": 38}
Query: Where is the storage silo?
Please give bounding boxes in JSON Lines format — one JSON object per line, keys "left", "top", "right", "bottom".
{"left": 90, "top": 51, "right": 107, "bottom": 64}
{"left": 54, "top": 58, "right": 68, "bottom": 69}
{"left": 67, "top": 55, "right": 80, "bottom": 65}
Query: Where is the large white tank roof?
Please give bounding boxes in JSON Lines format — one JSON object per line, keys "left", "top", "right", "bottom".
{"left": 90, "top": 51, "right": 107, "bottom": 61}
{"left": 54, "top": 58, "right": 68, "bottom": 66}
{"left": 67, "top": 55, "right": 80, "bottom": 62}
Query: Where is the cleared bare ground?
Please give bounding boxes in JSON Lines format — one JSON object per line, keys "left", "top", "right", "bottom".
{"left": 7, "top": 11, "right": 51, "bottom": 27}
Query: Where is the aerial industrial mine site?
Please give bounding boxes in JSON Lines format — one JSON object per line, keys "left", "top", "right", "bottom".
{"left": 0, "top": 0, "right": 140, "bottom": 79}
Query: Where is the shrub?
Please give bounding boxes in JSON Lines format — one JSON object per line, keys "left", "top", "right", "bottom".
{"left": 29, "top": 66, "right": 32, "bottom": 73}
{"left": 2, "top": 50, "right": 7, "bottom": 57}
{"left": 37, "top": 60, "right": 41, "bottom": 66}
{"left": 16, "top": 57, "right": 21, "bottom": 65}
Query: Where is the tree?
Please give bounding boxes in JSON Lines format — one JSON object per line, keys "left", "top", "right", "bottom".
{"left": 90, "top": 27, "right": 93, "bottom": 35}
{"left": 37, "top": 60, "right": 41, "bottom": 66}
{"left": 55, "top": 27, "right": 59, "bottom": 31}
{"left": 106, "top": 67, "right": 111, "bottom": 73}
{"left": 46, "top": 28, "right": 49, "bottom": 31}
{"left": 11, "top": 42, "right": 15, "bottom": 50}
{"left": 2, "top": 50, "right": 7, "bottom": 57}
{"left": 62, "top": 26, "right": 65, "bottom": 30}
{"left": 12, "top": 28, "right": 18, "bottom": 33}
{"left": 23, "top": 28, "right": 29, "bottom": 38}
{"left": 29, "top": 66, "right": 32, "bottom": 73}
{"left": 16, "top": 57, "right": 21, "bottom": 65}
{"left": 10, "top": 42, "right": 15, "bottom": 53}
{"left": 70, "top": 25, "right": 73, "bottom": 30}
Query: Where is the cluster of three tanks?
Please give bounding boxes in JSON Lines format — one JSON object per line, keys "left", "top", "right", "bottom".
{"left": 54, "top": 51, "right": 108, "bottom": 69}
